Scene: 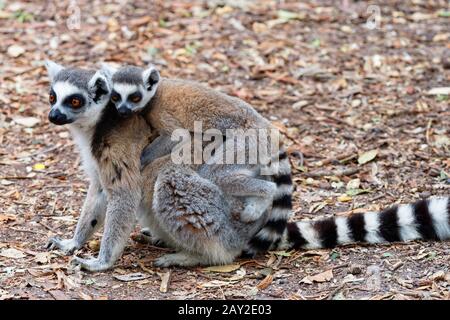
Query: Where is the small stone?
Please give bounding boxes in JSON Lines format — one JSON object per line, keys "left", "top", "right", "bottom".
{"left": 406, "top": 86, "right": 415, "bottom": 95}
{"left": 428, "top": 168, "right": 440, "bottom": 177}
{"left": 88, "top": 240, "right": 100, "bottom": 252}
{"left": 351, "top": 99, "right": 361, "bottom": 107}
{"left": 292, "top": 100, "right": 310, "bottom": 110}
{"left": 430, "top": 270, "right": 445, "bottom": 281}
{"left": 7, "top": 45, "right": 25, "bottom": 58}
{"left": 348, "top": 264, "right": 364, "bottom": 275}
{"left": 13, "top": 116, "right": 40, "bottom": 128}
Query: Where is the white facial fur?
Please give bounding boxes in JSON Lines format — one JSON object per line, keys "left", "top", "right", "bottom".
{"left": 112, "top": 82, "right": 153, "bottom": 112}
{"left": 113, "top": 83, "right": 141, "bottom": 102}
{"left": 51, "top": 82, "right": 85, "bottom": 116}
{"left": 51, "top": 81, "right": 105, "bottom": 129}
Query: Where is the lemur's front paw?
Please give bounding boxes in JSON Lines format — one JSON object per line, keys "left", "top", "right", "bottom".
{"left": 45, "top": 237, "right": 80, "bottom": 255}
{"left": 70, "top": 256, "right": 112, "bottom": 272}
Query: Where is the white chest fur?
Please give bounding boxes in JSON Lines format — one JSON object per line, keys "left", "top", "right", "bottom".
{"left": 68, "top": 125, "right": 99, "bottom": 181}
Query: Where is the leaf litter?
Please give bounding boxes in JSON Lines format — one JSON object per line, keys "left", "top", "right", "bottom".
{"left": 0, "top": 0, "right": 449, "bottom": 300}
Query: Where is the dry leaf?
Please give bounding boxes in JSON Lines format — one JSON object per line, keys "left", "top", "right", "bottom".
{"left": 426, "top": 87, "right": 450, "bottom": 95}
{"left": 358, "top": 149, "right": 378, "bottom": 165}
{"left": 203, "top": 264, "right": 241, "bottom": 273}
{"left": 0, "top": 214, "right": 16, "bottom": 224}
{"left": 430, "top": 270, "right": 446, "bottom": 281}
{"left": 113, "top": 273, "right": 150, "bottom": 282}
{"left": 300, "top": 269, "right": 333, "bottom": 284}
{"left": 32, "top": 163, "right": 46, "bottom": 171}
{"left": 199, "top": 280, "right": 238, "bottom": 288}
{"left": 48, "top": 290, "right": 69, "bottom": 300}
{"left": 338, "top": 195, "right": 352, "bottom": 202}
{"left": 78, "top": 291, "right": 93, "bottom": 300}
{"left": 34, "top": 252, "right": 52, "bottom": 264}
{"left": 256, "top": 274, "right": 273, "bottom": 290}
{"left": 0, "top": 248, "right": 26, "bottom": 259}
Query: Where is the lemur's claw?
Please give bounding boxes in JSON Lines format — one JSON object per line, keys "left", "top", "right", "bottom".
{"left": 45, "top": 237, "right": 79, "bottom": 255}
{"left": 70, "top": 256, "right": 112, "bottom": 272}
{"left": 131, "top": 229, "right": 167, "bottom": 247}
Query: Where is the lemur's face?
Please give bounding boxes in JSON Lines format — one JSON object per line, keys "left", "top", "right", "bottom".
{"left": 45, "top": 61, "right": 110, "bottom": 127}
{"left": 103, "top": 65, "right": 160, "bottom": 118}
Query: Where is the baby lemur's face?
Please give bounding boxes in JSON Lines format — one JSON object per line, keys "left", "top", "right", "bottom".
{"left": 45, "top": 60, "right": 110, "bottom": 127}
{"left": 104, "top": 65, "right": 160, "bottom": 118}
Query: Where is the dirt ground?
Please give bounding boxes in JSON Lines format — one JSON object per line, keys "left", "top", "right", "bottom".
{"left": 0, "top": 0, "right": 449, "bottom": 300}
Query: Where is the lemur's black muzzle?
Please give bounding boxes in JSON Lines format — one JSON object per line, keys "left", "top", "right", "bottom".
{"left": 48, "top": 109, "right": 72, "bottom": 125}
{"left": 117, "top": 105, "right": 132, "bottom": 117}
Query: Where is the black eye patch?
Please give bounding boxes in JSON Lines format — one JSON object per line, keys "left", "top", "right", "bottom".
{"left": 63, "top": 94, "right": 86, "bottom": 109}
{"left": 128, "top": 91, "right": 142, "bottom": 103}
{"left": 111, "top": 90, "right": 121, "bottom": 103}
{"left": 49, "top": 88, "right": 57, "bottom": 105}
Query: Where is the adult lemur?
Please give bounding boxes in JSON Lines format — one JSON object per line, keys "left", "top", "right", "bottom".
{"left": 44, "top": 61, "right": 278, "bottom": 270}
{"left": 45, "top": 61, "right": 450, "bottom": 271}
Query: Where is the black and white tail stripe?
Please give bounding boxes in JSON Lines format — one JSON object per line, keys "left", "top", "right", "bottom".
{"left": 245, "top": 148, "right": 293, "bottom": 255}
{"left": 277, "top": 197, "right": 450, "bottom": 250}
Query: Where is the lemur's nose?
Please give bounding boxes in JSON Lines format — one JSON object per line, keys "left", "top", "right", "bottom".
{"left": 117, "top": 105, "right": 132, "bottom": 117}
{"left": 48, "top": 109, "right": 69, "bottom": 125}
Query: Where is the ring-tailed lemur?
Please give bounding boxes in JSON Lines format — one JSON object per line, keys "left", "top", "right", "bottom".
{"left": 102, "top": 64, "right": 294, "bottom": 256}
{"left": 44, "top": 62, "right": 450, "bottom": 270}
{"left": 43, "top": 61, "right": 277, "bottom": 270}
{"left": 44, "top": 61, "right": 155, "bottom": 271}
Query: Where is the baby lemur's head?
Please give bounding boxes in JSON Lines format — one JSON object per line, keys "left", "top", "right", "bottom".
{"left": 45, "top": 60, "right": 111, "bottom": 127}
{"left": 101, "top": 64, "right": 160, "bottom": 117}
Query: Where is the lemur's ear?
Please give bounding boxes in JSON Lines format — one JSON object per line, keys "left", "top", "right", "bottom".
{"left": 142, "top": 65, "right": 160, "bottom": 91}
{"left": 100, "top": 63, "right": 118, "bottom": 80}
{"left": 88, "top": 71, "right": 110, "bottom": 103}
{"left": 45, "top": 60, "right": 64, "bottom": 81}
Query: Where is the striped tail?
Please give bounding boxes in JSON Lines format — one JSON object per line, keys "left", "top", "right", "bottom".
{"left": 277, "top": 197, "right": 450, "bottom": 251}
{"left": 245, "top": 148, "right": 293, "bottom": 255}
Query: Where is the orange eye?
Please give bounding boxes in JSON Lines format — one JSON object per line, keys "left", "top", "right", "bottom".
{"left": 49, "top": 94, "right": 56, "bottom": 104}
{"left": 131, "top": 95, "right": 141, "bottom": 103}
{"left": 111, "top": 94, "right": 119, "bottom": 102}
{"left": 71, "top": 98, "right": 81, "bottom": 108}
